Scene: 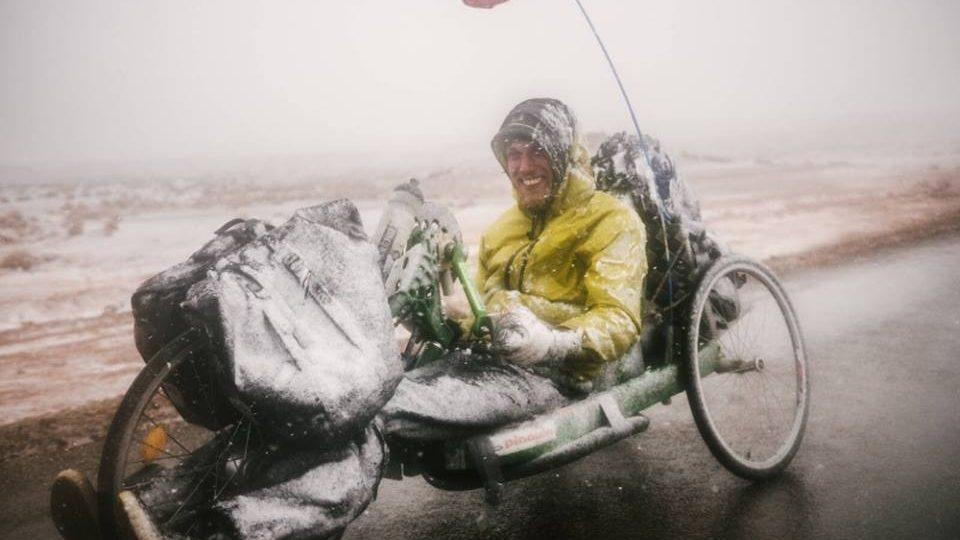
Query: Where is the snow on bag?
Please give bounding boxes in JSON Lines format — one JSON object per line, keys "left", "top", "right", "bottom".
{"left": 131, "top": 217, "right": 273, "bottom": 429}
{"left": 134, "top": 423, "right": 386, "bottom": 539}
{"left": 132, "top": 199, "right": 402, "bottom": 442}
{"left": 591, "top": 133, "right": 740, "bottom": 331}
{"left": 217, "top": 424, "right": 386, "bottom": 540}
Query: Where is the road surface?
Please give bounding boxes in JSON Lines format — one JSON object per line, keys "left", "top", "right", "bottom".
{"left": 2, "top": 234, "right": 959, "bottom": 539}
{"left": 341, "top": 234, "right": 960, "bottom": 540}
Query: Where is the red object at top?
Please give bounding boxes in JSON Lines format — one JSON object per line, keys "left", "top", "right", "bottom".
{"left": 463, "top": 0, "right": 510, "bottom": 8}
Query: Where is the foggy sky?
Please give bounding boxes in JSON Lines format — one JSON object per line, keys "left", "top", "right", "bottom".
{"left": 2, "top": 0, "right": 959, "bottom": 179}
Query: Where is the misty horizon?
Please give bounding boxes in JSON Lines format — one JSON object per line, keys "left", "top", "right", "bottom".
{"left": 2, "top": 0, "right": 959, "bottom": 184}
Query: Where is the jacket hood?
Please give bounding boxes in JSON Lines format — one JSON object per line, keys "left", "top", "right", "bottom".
{"left": 491, "top": 98, "right": 595, "bottom": 220}
{"left": 548, "top": 142, "right": 595, "bottom": 219}
{"left": 491, "top": 98, "right": 578, "bottom": 189}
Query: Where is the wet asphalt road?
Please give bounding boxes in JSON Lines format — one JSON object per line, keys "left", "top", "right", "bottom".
{"left": 4, "top": 235, "right": 960, "bottom": 540}
{"left": 343, "top": 235, "right": 960, "bottom": 540}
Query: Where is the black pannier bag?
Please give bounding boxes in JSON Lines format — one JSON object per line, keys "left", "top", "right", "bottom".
{"left": 591, "top": 133, "right": 740, "bottom": 346}
{"left": 131, "top": 200, "right": 403, "bottom": 443}
{"left": 131, "top": 218, "right": 272, "bottom": 430}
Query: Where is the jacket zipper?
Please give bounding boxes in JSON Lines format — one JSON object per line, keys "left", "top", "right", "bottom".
{"left": 513, "top": 215, "right": 545, "bottom": 292}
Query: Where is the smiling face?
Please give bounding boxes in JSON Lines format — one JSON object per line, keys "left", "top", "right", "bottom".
{"left": 505, "top": 139, "right": 556, "bottom": 212}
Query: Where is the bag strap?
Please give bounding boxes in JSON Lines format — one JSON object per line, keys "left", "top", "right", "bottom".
{"left": 215, "top": 218, "right": 249, "bottom": 235}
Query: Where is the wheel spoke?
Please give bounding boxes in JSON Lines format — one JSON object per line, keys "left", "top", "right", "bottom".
{"left": 686, "top": 256, "right": 808, "bottom": 480}
{"left": 99, "top": 330, "right": 230, "bottom": 539}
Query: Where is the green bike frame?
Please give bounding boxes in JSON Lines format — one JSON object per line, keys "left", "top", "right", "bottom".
{"left": 388, "top": 229, "right": 731, "bottom": 503}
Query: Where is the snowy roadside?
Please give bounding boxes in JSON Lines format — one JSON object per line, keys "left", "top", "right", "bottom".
{"left": 1, "top": 157, "right": 959, "bottom": 426}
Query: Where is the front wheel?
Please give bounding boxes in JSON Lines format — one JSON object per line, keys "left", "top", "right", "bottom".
{"left": 97, "top": 330, "right": 255, "bottom": 539}
{"left": 684, "top": 255, "right": 809, "bottom": 480}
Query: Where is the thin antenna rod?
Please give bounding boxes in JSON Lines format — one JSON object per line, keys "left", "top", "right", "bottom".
{"left": 573, "top": 0, "right": 648, "bottom": 156}
{"left": 573, "top": 0, "right": 676, "bottom": 314}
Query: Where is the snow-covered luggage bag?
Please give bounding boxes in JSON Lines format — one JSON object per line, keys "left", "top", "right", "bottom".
{"left": 218, "top": 424, "right": 387, "bottom": 540}
{"left": 134, "top": 423, "right": 387, "bottom": 540}
{"left": 187, "top": 199, "right": 403, "bottom": 444}
{"left": 592, "top": 133, "right": 740, "bottom": 335}
{"left": 131, "top": 218, "right": 273, "bottom": 429}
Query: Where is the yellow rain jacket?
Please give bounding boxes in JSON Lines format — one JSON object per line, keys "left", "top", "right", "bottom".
{"left": 477, "top": 145, "right": 647, "bottom": 381}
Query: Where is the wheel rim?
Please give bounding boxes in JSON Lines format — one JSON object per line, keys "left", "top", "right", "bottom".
{"left": 689, "top": 259, "right": 809, "bottom": 476}
{"left": 103, "top": 339, "right": 255, "bottom": 537}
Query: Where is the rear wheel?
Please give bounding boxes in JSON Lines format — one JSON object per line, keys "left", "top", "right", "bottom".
{"left": 97, "top": 330, "right": 255, "bottom": 539}
{"left": 684, "top": 255, "right": 809, "bottom": 480}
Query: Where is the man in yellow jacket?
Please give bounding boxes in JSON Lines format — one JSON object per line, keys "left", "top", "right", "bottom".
{"left": 381, "top": 98, "right": 646, "bottom": 439}
{"left": 482, "top": 98, "right": 646, "bottom": 385}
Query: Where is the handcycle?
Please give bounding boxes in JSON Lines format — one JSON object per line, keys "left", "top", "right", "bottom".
{"left": 94, "top": 186, "right": 810, "bottom": 539}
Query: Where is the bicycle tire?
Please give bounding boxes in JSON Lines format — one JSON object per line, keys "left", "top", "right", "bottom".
{"left": 96, "top": 329, "right": 226, "bottom": 539}
{"left": 684, "top": 255, "right": 809, "bottom": 480}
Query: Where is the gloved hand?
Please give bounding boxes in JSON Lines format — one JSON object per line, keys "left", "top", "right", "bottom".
{"left": 491, "top": 306, "right": 581, "bottom": 367}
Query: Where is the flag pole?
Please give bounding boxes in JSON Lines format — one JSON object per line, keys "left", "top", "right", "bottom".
{"left": 572, "top": 0, "right": 676, "bottom": 319}
{"left": 572, "top": 0, "right": 649, "bottom": 158}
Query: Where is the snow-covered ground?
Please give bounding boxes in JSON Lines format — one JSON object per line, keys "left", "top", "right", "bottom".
{"left": 1, "top": 153, "right": 959, "bottom": 425}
